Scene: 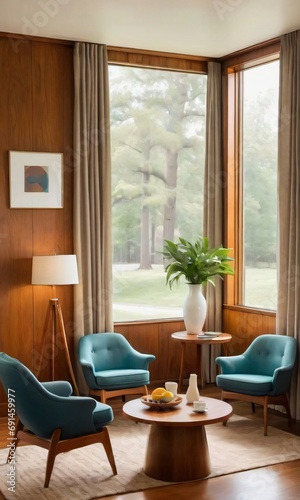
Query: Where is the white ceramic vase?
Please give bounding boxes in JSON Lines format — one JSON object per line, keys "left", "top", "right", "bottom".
{"left": 186, "top": 373, "right": 200, "bottom": 404}
{"left": 183, "top": 284, "right": 207, "bottom": 334}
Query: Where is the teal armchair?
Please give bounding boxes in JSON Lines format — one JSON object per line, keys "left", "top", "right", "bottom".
{"left": 0, "top": 352, "right": 117, "bottom": 487}
{"left": 78, "top": 332, "right": 156, "bottom": 403}
{"left": 216, "top": 334, "right": 297, "bottom": 435}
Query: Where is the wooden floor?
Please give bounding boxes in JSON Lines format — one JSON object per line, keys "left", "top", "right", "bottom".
{"left": 0, "top": 385, "right": 299, "bottom": 500}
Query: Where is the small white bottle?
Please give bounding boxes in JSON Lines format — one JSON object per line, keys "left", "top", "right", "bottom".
{"left": 186, "top": 373, "right": 200, "bottom": 404}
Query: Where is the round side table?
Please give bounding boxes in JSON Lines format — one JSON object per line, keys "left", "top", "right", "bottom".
{"left": 171, "top": 331, "right": 232, "bottom": 391}
{"left": 123, "top": 394, "right": 233, "bottom": 482}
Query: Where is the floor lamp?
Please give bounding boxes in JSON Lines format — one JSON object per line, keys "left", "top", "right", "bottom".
{"left": 32, "top": 254, "right": 80, "bottom": 396}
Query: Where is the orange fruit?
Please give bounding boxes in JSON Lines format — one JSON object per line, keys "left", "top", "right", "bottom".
{"left": 162, "top": 390, "right": 173, "bottom": 398}
{"left": 151, "top": 387, "right": 166, "bottom": 400}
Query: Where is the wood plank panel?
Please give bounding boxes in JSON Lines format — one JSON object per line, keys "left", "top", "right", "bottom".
{"left": 0, "top": 38, "right": 34, "bottom": 403}
{"left": 115, "top": 310, "right": 277, "bottom": 385}
{"left": 0, "top": 35, "right": 74, "bottom": 404}
{"left": 32, "top": 42, "right": 65, "bottom": 151}
{"left": 31, "top": 42, "right": 74, "bottom": 381}
{"left": 223, "top": 307, "right": 276, "bottom": 354}
{"left": 221, "top": 39, "right": 280, "bottom": 69}
{"left": 2, "top": 38, "right": 33, "bottom": 366}
{"left": 116, "top": 319, "right": 196, "bottom": 385}
{"left": 108, "top": 47, "right": 208, "bottom": 73}
{"left": 0, "top": 40, "right": 14, "bottom": 405}
{"left": 62, "top": 44, "right": 76, "bottom": 375}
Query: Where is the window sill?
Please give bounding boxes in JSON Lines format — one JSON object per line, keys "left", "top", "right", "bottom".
{"left": 223, "top": 304, "right": 276, "bottom": 316}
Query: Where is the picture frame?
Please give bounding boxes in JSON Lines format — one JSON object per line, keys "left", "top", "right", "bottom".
{"left": 9, "top": 151, "right": 63, "bottom": 209}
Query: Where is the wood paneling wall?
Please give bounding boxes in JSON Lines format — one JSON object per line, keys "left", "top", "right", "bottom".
{"left": 115, "top": 308, "right": 276, "bottom": 386}
{"left": 107, "top": 46, "right": 210, "bottom": 73}
{"left": 0, "top": 36, "right": 74, "bottom": 408}
{"left": 223, "top": 307, "right": 276, "bottom": 355}
{"left": 115, "top": 319, "right": 200, "bottom": 385}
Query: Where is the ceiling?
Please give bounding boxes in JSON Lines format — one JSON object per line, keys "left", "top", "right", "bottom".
{"left": 0, "top": 0, "right": 300, "bottom": 58}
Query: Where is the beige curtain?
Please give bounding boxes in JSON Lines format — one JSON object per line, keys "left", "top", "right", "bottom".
{"left": 73, "top": 43, "right": 113, "bottom": 393}
{"left": 203, "top": 61, "right": 224, "bottom": 382}
{"left": 277, "top": 30, "right": 300, "bottom": 419}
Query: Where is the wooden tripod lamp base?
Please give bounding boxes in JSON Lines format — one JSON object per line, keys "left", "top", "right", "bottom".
{"left": 42, "top": 298, "right": 79, "bottom": 396}
{"left": 32, "top": 255, "right": 80, "bottom": 397}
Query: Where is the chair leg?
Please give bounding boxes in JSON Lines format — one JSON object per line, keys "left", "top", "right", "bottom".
{"left": 100, "top": 427, "right": 117, "bottom": 475}
{"left": 263, "top": 396, "right": 268, "bottom": 436}
{"left": 44, "top": 428, "right": 61, "bottom": 487}
{"left": 220, "top": 392, "right": 227, "bottom": 425}
{"left": 100, "top": 390, "right": 107, "bottom": 404}
{"left": 251, "top": 402, "right": 256, "bottom": 413}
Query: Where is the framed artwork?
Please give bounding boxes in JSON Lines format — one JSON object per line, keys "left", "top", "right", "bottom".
{"left": 9, "top": 151, "right": 63, "bottom": 208}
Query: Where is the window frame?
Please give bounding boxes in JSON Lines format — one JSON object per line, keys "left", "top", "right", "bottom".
{"left": 223, "top": 49, "right": 280, "bottom": 313}
{"left": 107, "top": 46, "right": 209, "bottom": 74}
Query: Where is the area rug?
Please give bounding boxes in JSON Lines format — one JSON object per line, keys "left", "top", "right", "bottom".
{"left": 0, "top": 414, "right": 300, "bottom": 500}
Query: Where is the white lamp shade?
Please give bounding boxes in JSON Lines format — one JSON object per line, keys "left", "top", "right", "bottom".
{"left": 32, "top": 255, "right": 79, "bottom": 285}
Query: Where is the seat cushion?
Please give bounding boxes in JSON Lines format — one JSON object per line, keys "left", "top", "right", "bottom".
{"left": 95, "top": 369, "right": 150, "bottom": 390}
{"left": 92, "top": 402, "right": 114, "bottom": 430}
{"left": 216, "top": 374, "right": 273, "bottom": 396}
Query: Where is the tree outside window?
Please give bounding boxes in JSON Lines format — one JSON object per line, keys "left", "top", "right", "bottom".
{"left": 109, "top": 66, "right": 207, "bottom": 321}
{"left": 242, "top": 60, "right": 279, "bottom": 309}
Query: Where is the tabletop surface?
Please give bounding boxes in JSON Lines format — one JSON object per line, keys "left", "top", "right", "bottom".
{"left": 123, "top": 395, "right": 233, "bottom": 427}
{"left": 171, "top": 331, "right": 232, "bottom": 344}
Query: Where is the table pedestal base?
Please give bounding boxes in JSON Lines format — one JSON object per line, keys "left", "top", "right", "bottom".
{"left": 144, "top": 424, "right": 211, "bottom": 482}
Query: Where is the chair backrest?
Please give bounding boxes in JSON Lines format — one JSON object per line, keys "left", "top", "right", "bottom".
{"left": 244, "top": 334, "right": 297, "bottom": 376}
{"left": 0, "top": 352, "right": 59, "bottom": 436}
{"left": 0, "top": 352, "right": 98, "bottom": 439}
{"left": 79, "top": 332, "right": 137, "bottom": 372}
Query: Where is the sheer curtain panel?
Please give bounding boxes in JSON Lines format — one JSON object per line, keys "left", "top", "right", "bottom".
{"left": 73, "top": 43, "right": 113, "bottom": 393}
{"left": 203, "top": 62, "right": 224, "bottom": 383}
{"left": 277, "top": 30, "right": 300, "bottom": 419}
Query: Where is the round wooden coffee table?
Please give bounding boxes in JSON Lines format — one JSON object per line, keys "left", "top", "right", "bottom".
{"left": 123, "top": 395, "right": 232, "bottom": 482}
{"left": 171, "top": 331, "right": 232, "bottom": 390}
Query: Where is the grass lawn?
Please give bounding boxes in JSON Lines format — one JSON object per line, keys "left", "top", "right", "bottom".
{"left": 113, "top": 264, "right": 277, "bottom": 322}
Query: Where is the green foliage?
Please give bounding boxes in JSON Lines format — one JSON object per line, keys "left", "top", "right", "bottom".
{"left": 162, "top": 236, "right": 234, "bottom": 289}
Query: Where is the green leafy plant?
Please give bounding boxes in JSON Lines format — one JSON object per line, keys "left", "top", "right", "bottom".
{"left": 162, "top": 236, "right": 234, "bottom": 289}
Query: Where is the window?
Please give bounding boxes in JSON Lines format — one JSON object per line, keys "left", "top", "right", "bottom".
{"left": 239, "top": 60, "right": 279, "bottom": 309}
{"left": 109, "top": 65, "right": 207, "bottom": 321}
